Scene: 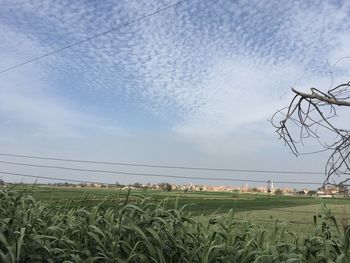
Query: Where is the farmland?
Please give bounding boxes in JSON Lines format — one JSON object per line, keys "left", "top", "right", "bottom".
{"left": 2, "top": 187, "right": 350, "bottom": 262}
{"left": 4, "top": 185, "right": 350, "bottom": 234}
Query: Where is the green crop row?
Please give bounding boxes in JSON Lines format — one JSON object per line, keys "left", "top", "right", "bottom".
{"left": 1, "top": 189, "right": 350, "bottom": 262}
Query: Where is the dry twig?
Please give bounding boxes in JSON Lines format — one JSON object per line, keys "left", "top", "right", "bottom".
{"left": 272, "top": 82, "right": 350, "bottom": 187}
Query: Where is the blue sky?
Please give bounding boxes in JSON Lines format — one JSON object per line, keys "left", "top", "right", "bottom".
{"left": 1, "top": 0, "right": 350, "bottom": 188}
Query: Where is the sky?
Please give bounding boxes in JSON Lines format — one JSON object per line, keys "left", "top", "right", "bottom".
{"left": 1, "top": 0, "right": 350, "bottom": 188}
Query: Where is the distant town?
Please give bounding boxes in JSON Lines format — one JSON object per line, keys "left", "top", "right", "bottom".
{"left": 1, "top": 178, "right": 347, "bottom": 198}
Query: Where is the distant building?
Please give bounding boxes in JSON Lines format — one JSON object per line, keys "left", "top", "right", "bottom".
{"left": 266, "top": 180, "right": 274, "bottom": 193}
{"left": 282, "top": 187, "right": 294, "bottom": 195}
{"left": 316, "top": 189, "right": 332, "bottom": 198}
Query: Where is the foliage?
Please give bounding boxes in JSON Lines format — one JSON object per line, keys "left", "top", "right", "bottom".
{"left": 251, "top": 188, "right": 260, "bottom": 193}
{"left": 133, "top": 182, "right": 142, "bottom": 188}
{"left": 158, "top": 183, "right": 172, "bottom": 192}
{"left": 274, "top": 189, "right": 283, "bottom": 195}
{"left": 308, "top": 190, "right": 317, "bottom": 196}
{"left": 1, "top": 190, "right": 350, "bottom": 262}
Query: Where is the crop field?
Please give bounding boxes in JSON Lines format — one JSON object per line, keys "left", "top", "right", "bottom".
{"left": 2, "top": 187, "right": 350, "bottom": 262}
{"left": 4, "top": 185, "right": 350, "bottom": 234}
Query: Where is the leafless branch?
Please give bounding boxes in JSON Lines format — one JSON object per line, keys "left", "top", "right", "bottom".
{"left": 272, "top": 82, "right": 350, "bottom": 187}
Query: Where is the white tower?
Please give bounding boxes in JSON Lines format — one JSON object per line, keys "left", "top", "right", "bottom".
{"left": 271, "top": 181, "right": 274, "bottom": 193}
{"left": 266, "top": 180, "right": 273, "bottom": 193}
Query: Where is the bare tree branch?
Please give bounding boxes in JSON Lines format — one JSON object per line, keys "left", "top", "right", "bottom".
{"left": 292, "top": 88, "right": 350, "bottom": 106}
{"left": 272, "top": 82, "right": 350, "bottom": 187}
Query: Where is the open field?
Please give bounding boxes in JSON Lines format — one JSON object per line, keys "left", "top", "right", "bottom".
{"left": 234, "top": 204, "right": 350, "bottom": 234}
{"left": 3, "top": 185, "right": 350, "bottom": 234}
{"left": 2, "top": 188, "right": 350, "bottom": 262}
{"left": 4, "top": 186, "right": 350, "bottom": 210}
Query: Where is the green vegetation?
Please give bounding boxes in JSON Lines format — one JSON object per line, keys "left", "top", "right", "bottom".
{"left": 5, "top": 186, "right": 350, "bottom": 235}
{"left": 11, "top": 186, "right": 350, "bottom": 213}
{"left": 273, "top": 189, "right": 283, "bottom": 195}
{"left": 2, "top": 189, "right": 350, "bottom": 262}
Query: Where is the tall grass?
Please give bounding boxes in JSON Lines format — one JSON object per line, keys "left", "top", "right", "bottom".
{"left": 1, "top": 189, "right": 350, "bottom": 262}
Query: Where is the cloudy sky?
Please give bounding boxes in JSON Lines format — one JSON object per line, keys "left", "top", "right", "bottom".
{"left": 1, "top": 0, "right": 350, "bottom": 188}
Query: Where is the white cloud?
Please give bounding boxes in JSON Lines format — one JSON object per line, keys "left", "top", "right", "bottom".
{"left": 0, "top": 24, "right": 121, "bottom": 138}
{"left": 1, "top": 0, "right": 350, "bottom": 157}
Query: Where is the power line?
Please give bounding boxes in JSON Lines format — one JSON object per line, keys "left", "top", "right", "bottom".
{"left": 0, "top": 171, "right": 112, "bottom": 186}
{"left": 0, "top": 152, "right": 325, "bottom": 175}
{"left": 0, "top": 160, "right": 322, "bottom": 185}
{"left": 0, "top": 0, "right": 187, "bottom": 75}
{"left": 0, "top": 161, "right": 274, "bottom": 183}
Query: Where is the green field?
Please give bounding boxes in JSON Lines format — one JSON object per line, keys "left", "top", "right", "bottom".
{"left": 2, "top": 187, "right": 350, "bottom": 262}
{"left": 4, "top": 185, "right": 350, "bottom": 234}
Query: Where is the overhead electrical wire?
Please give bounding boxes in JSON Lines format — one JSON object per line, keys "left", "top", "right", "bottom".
{"left": 0, "top": 160, "right": 322, "bottom": 185}
{"left": 0, "top": 152, "right": 325, "bottom": 175}
{"left": 0, "top": 0, "right": 332, "bottom": 210}
{"left": 0, "top": 171, "right": 110, "bottom": 185}
{"left": 0, "top": 0, "right": 187, "bottom": 75}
